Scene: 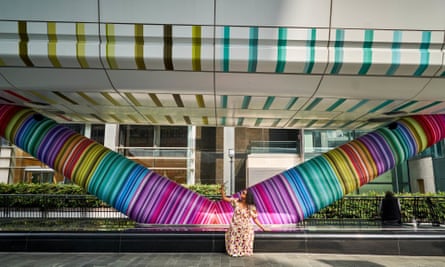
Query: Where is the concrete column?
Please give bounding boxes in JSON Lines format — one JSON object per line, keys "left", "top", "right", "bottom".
{"left": 104, "top": 124, "right": 118, "bottom": 151}
{"left": 409, "top": 157, "right": 436, "bottom": 193}
{"left": 84, "top": 124, "right": 91, "bottom": 138}
{"left": 187, "top": 125, "right": 196, "bottom": 185}
{"left": 224, "top": 127, "right": 235, "bottom": 194}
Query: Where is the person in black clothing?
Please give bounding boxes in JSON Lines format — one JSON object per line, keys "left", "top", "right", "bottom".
{"left": 379, "top": 191, "right": 402, "bottom": 226}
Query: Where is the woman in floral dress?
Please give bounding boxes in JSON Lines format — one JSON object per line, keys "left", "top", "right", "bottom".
{"left": 220, "top": 186, "right": 267, "bottom": 257}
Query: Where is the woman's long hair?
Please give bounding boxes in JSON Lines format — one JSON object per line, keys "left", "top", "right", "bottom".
{"left": 245, "top": 189, "right": 256, "bottom": 206}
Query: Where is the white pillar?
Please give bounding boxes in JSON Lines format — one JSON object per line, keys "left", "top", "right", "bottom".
{"left": 84, "top": 124, "right": 91, "bottom": 138}
{"left": 104, "top": 124, "right": 118, "bottom": 151}
{"left": 224, "top": 127, "right": 235, "bottom": 194}
{"left": 409, "top": 157, "right": 436, "bottom": 193}
{"left": 187, "top": 125, "right": 196, "bottom": 185}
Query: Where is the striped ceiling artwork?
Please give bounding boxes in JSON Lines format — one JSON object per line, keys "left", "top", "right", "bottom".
{"left": 1, "top": 104, "right": 444, "bottom": 224}
{"left": 0, "top": 21, "right": 443, "bottom": 76}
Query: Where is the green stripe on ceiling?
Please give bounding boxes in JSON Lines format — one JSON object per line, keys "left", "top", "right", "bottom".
{"left": 241, "top": 96, "right": 251, "bottom": 109}
{"left": 263, "top": 96, "right": 275, "bottom": 110}
{"left": 105, "top": 24, "right": 118, "bottom": 69}
{"left": 413, "top": 31, "right": 431, "bottom": 76}
{"left": 441, "top": 71, "right": 445, "bottom": 77}
{"left": 91, "top": 114, "right": 106, "bottom": 123}
{"left": 221, "top": 95, "right": 228, "bottom": 108}
{"left": 305, "top": 98, "right": 322, "bottom": 111}
{"left": 220, "top": 117, "right": 226, "bottom": 125}
{"left": 78, "top": 92, "right": 99, "bottom": 105}
{"left": 125, "top": 92, "right": 141, "bottom": 106}
{"left": 47, "top": 22, "right": 62, "bottom": 68}
{"left": 306, "top": 120, "right": 317, "bottom": 128}
{"left": 222, "top": 26, "right": 230, "bottom": 72}
{"left": 368, "top": 100, "right": 394, "bottom": 113}
{"left": 18, "top": 21, "right": 34, "bottom": 67}
{"left": 285, "top": 97, "right": 298, "bottom": 110}
{"left": 386, "top": 31, "right": 402, "bottom": 75}
{"left": 134, "top": 24, "right": 146, "bottom": 70}
{"left": 326, "top": 98, "right": 346, "bottom": 111}
{"left": 330, "top": 29, "right": 344, "bottom": 74}
{"left": 128, "top": 114, "right": 140, "bottom": 123}
{"left": 173, "top": 94, "right": 184, "bottom": 107}
{"left": 289, "top": 119, "right": 299, "bottom": 127}
{"left": 255, "top": 118, "right": 262, "bottom": 126}
{"left": 340, "top": 120, "right": 355, "bottom": 128}
{"left": 196, "top": 95, "right": 205, "bottom": 108}
{"left": 392, "top": 100, "right": 417, "bottom": 112}
{"left": 164, "top": 25, "right": 174, "bottom": 70}
{"left": 237, "top": 117, "right": 244, "bottom": 126}
{"left": 149, "top": 93, "right": 163, "bottom": 107}
{"left": 192, "top": 26, "right": 202, "bottom": 71}
{"left": 356, "top": 121, "right": 370, "bottom": 129}
{"left": 347, "top": 99, "right": 369, "bottom": 112}
{"left": 322, "top": 120, "right": 335, "bottom": 128}
{"left": 76, "top": 23, "right": 89, "bottom": 68}
{"left": 271, "top": 119, "right": 280, "bottom": 127}
{"left": 109, "top": 114, "right": 122, "bottom": 123}
{"left": 165, "top": 115, "right": 174, "bottom": 124}
{"left": 412, "top": 101, "right": 441, "bottom": 113}
{"left": 184, "top": 116, "right": 192, "bottom": 124}
{"left": 53, "top": 91, "right": 78, "bottom": 105}
{"left": 358, "top": 29, "right": 373, "bottom": 75}
{"left": 275, "top": 27, "right": 287, "bottom": 73}
{"left": 248, "top": 27, "right": 258, "bottom": 72}
{"left": 101, "top": 92, "right": 120, "bottom": 106}
{"left": 202, "top": 116, "right": 209, "bottom": 125}
{"left": 304, "top": 28, "right": 316, "bottom": 74}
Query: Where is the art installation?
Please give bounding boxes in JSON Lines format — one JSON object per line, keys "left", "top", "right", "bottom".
{"left": 0, "top": 104, "right": 444, "bottom": 225}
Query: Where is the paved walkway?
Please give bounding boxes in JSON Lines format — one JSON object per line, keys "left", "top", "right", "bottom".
{"left": 1, "top": 252, "right": 445, "bottom": 267}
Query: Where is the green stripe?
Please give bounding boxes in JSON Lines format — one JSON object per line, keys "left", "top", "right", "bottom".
{"left": 275, "top": 27, "right": 287, "bottom": 72}
{"left": 47, "top": 22, "right": 61, "bottom": 67}
{"left": 221, "top": 95, "right": 228, "bottom": 108}
{"left": 305, "top": 98, "right": 322, "bottom": 111}
{"left": 192, "top": 26, "right": 202, "bottom": 71}
{"left": 134, "top": 24, "right": 146, "bottom": 70}
{"left": 289, "top": 119, "right": 299, "bottom": 127}
{"left": 248, "top": 27, "right": 258, "bottom": 72}
{"left": 222, "top": 26, "right": 230, "bottom": 72}
{"left": 241, "top": 96, "right": 251, "bottom": 109}
{"left": 237, "top": 117, "right": 244, "bottom": 126}
{"left": 18, "top": 21, "right": 34, "bottom": 67}
{"left": 271, "top": 119, "right": 280, "bottom": 127}
{"left": 285, "top": 97, "right": 298, "bottom": 110}
{"left": 220, "top": 117, "right": 226, "bottom": 125}
{"left": 326, "top": 98, "right": 346, "bottom": 111}
{"left": 323, "top": 120, "right": 335, "bottom": 128}
{"left": 306, "top": 120, "right": 317, "bottom": 128}
{"left": 164, "top": 25, "right": 174, "bottom": 70}
{"left": 413, "top": 31, "right": 431, "bottom": 76}
{"left": 392, "top": 100, "right": 417, "bottom": 112}
{"left": 386, "top": 30, "right": 402, "bottom": 75}
{"left": 340, "top": 120, "right": 355, "bottom": 128}
{"left": 330, "top": 29, "right": 344, "bottom": 74}
{"left": 105, "top": 24, "right": 118, "bottom": 69}
{"left": 347, "top": 99, "right": 369, "bottom": 112}
{"left": 0, "top": 57, "right": 4, "bottom": 66}
{"left": 304, "top": 28, "right": 316, "bottom": 74}
{"left": 358, "top": 29, "right": 373, "bottom": 75}
{"left": 76, "top": 23, "right": 89, "bottom": 68}
{"left": 412, "top": 101, "right": 441, "bottom": 113}
{"left": 368, "top": 100, "right": 394, "bottom": 113}
{"left": 255, "top": 118, "right": 262, "bottom": 126}
{"left": 263, "top": 96, "right": 275, "bottom": 110}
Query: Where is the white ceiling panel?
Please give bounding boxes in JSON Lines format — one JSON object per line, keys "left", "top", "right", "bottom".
{"left": 215, "top": 73, "right": 322, "bottom": 96}
{"left": 316, "top": 76, "right": 430, "bottom": 100}
{"left": 0, "top": 68, "right": 112, "bottom": 91}
{"left": 108, "top": 70, "right": 214, "bottom": 94}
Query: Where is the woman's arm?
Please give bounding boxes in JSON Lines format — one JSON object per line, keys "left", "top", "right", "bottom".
{"left": 220, "top": 185, "right": 231, "bottom": 202}
{"left": 253, "top": 217, "right": 267, "bottom": 231}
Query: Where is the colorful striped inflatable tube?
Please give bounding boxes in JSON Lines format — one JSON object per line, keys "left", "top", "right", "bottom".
{"left": 0, "top": 104, "right": 444, "bottom": 224}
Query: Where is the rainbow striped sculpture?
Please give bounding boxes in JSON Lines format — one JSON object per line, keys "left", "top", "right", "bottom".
{"left": 1, "top": 104, "right": 444, "bottom": 224}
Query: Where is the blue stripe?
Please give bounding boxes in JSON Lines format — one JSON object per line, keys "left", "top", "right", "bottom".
{"left": 386, "top": 31, "right": 402, "bottom": 75}
{"left": 413, "top": 31, "right": 431, "bottom": 76}
{"left": 330, "top": 29, "right": 344, "bottom": 74}
{"left": 248, "top": 27, "right": 258, "bottom": 72}
{"left": 222, "top": 26, "right": 230, "bottom": 72}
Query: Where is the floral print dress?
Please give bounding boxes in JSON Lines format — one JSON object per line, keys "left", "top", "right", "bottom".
{"left": 225, "top": 198, "right": 258, "bottom": 257}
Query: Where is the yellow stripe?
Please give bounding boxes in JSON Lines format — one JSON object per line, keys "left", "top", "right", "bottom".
{"left": 146, "top": 114, "right": 157, "bottom": 123}
{"left": 78, "top": 92, "right": 99, "bottom": 105}
{"left": 196, "top": 94, "right": 205, "bottom": 108}
{"left": 134, "top": 24, "right": 146, "bottom": 69}
{"left": 202, "top": 116, "right": 208, "bottom": 125}
{"left": 192, "top": 25, "right": 201, "bottom": 71}
{"left": 47, "top": 22, "right": 61, "bottom": 67}
{"left": 110, "top": 114, "right": 122, "bottom": 123}
{"left": 128, "top": 114, "right": 140, "bottom": 123}
{"left": 125, "top": 93, "right": 141, "bottom": 106}
{"left": 106, "top": 24, "right": 118, "bottom": 69}
{"left": 0, "top": 57, "right": 4, "bottom": 66}
{"left": 76, "top": 23, "right": 89, "bottom": 68}
{"left": 101, "top": 92, "right": 120, "bottom": 106}
{"left": 29, "top": 90, "right": 57, "bottom": 104}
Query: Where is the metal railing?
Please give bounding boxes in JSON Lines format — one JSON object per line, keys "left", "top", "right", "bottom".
{"left": 0, "top": 195, "right": 443, "bottom": 228}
